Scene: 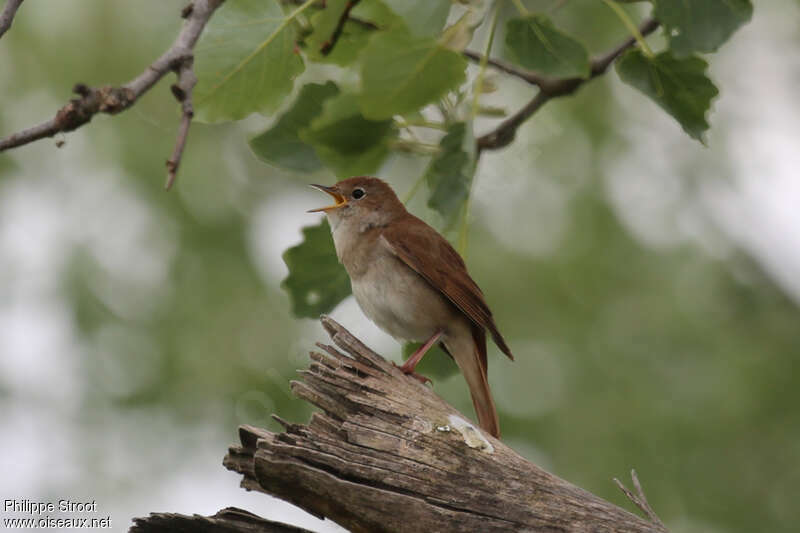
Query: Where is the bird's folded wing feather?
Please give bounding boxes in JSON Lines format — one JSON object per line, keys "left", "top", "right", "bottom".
{"left": 380, "top": 218, "right": 513, "bottom": 360}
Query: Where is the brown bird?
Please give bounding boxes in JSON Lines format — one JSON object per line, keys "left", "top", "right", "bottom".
{"left": 309, "top": 177, "right": 513, "bottom": 438}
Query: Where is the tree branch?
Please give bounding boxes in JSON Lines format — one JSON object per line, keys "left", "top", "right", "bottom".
{"left": 281, "top": 0, "right": 377, "bottom": 31}
{"left": 165, "top": 55, "right": 197, "bottom": 190}
{"left": 475, "top": 18, "right": 660, "bottom": 152}
{"left": 319, "top": 0, "right": 361, "bottom": 56}
{"left": 462, "top": 50, "right": 551, "bottom": 88}
{"left": 0, "top": 0, "right": 225, "bottom": 188}
{"left": 130, "top": 507, "right": 316, "bottom": 533}
{"left": 0, "top": 0, "right": 24, "bottom": 40}
{"left": 221, "top": 315, "right": 668, "bottom": 533}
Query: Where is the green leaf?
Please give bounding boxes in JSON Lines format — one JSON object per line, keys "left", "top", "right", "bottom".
{"left": 282, "top": 220, "right": 351, "bottom": 318}
{"left": 360, "top": 31, "right": 468, "bottom": 120}
{"left": 350, "top": 0, "right": 404, "bottom": 29}
{"left": 655, "top": 0, "right": 753, "bottom": 57}
{"left": 425, "top": 122, "right": 476, "bottom": 228}
{"left": 249, "top": 82, "right": 340, "bottom": 172}
{"left": 382, "top": 0, "right": 450, "bottom": 38}
{"left": 616, "top": 50, "right": 719, "bottom": 142}
{"left": 504, "top": 14, "right": 590, "bottom": 78}
{"left": 300, "top": 92, "right": 395, "bottom": 177}
{"left": 304, "top": 0, "right": 373, "bottom": 66}
{"left": 402, "top": 342, "right": 458, "bottom": 381}
{"left": 194, "top": 0, "right": 305, "bottom": 123}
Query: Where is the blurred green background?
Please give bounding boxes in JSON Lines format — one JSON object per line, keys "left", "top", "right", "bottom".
{"left": 1, "top": 1, "right": 798, "bottom": 532}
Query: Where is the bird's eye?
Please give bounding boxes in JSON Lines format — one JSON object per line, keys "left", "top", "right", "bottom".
{"left": 351, "top": 188, "right": 365, "bottom": 199}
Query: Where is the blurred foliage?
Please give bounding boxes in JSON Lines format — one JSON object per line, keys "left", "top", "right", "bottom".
{"left": 358, "top": 31, "right": 468, "bottom": 119}
{"left": 299, "top": 92, "right": 396, "bottom": 176}
{"left": 4, "top": 1, "right": 800, "bottom": 533}
{"left": 250, "top": 81, "right": 340, "bottom": 173}
{"left": 282, "top": 220, "right": 350, "bottom": 319}
{"left": 424, "top": 121, "right": 476, "bottom": 230}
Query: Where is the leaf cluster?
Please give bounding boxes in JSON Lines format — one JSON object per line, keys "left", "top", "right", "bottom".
{"left": 191, "top": 0, "right": 752, "bottom": 321}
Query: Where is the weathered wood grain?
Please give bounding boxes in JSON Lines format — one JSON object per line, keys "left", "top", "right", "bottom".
{"left": 223, "top": 315, "right": 667, "bottom": 533}
{"left": 130, "top": 507, "right": 316, "bottom": 533}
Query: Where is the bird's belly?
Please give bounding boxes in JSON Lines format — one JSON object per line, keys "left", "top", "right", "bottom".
{"left": 351, "top": 258, "right": 452, "bottom": 343}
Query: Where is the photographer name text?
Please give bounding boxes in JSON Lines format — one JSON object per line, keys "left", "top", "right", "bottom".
{"left": 2, "top": 500, "right": 111, "bottom": 529}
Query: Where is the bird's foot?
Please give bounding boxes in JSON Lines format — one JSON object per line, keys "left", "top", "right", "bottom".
{"left": 392, "top": 361, "right": 432, "bottom": 385}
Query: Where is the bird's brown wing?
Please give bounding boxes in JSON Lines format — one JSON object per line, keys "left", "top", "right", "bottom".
{"left": 380, "top": 215, "right": 513, "bottom": 360}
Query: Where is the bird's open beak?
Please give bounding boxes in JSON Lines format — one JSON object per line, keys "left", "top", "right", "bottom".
{"left": 308, "top": 184, "right": 348, "bottom": 213}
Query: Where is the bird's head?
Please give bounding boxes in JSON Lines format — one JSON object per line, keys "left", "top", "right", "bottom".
{"left": 308, "top": 177, "right": 404, "bottom": 229}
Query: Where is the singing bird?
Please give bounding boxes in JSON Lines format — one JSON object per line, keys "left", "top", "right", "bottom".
{"left": 309, "top": 177, "right": 513, "bottom": 438}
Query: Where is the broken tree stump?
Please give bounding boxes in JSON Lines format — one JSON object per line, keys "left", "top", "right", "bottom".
{"left": 220, "top": 316, "right": 667, "bottom": 533}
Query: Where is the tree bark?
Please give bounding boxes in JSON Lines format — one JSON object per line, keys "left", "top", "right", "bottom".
{"left": 130, "top": 507, "right": 316, "bottom": 533}
{"left": 221, "top": 315, "right": 667, "bottom": 533}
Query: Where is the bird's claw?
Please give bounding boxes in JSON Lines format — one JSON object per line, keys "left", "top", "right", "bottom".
{"left": 392, "top": 361, "right": 433, "bottom": 386}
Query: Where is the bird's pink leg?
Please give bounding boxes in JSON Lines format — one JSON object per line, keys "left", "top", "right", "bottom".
{"left": 395, "top": 330, "right": 443, "bottom": 384}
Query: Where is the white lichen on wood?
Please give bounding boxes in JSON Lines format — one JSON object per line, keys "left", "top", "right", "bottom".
{"left": 448, "top": 414, "right": 495, "bottom": 452}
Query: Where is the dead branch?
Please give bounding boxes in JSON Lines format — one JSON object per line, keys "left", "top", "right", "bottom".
{"left": 0, "top": 0, "right": 225, "bottom": 188}
{"left": 130, "top": 507, "right": 316, "bottom": 533}
{"left": 164, "top": 55, "right": 197, "bottom": 190}
{"left": 220, "top": 315, "right": 668, "bottom": 533}
{"left": 0, "top": 0, "right": 24, "bottom": 39}
{"left": 615, "top": 470, "right": 669, "bottom": 532}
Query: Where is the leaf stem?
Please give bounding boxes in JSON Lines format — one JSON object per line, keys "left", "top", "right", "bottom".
{"left": 439, "top": 96, "right": 455, "bottom": 121}
{"left": 470, "top": 3, "right": 500, "bottom": 121}
{"left": 459, "top": 4, "right": 499, "bottom": 257}
{"left": 602, "top": 0, "right": 654, "bottom": 58}
{"left": 402, "top": 173, "right": 427, "bottom": 205}
{"left": 477, "top": 105, "right": 507, "bottom": 117}
{"left": 285, "top": 0, "right": 321, "bottom": 17}
{"left": 394, "top": 117, "right": 423, "bottom": 143}
{"left": 395, "top": 117, "right": 447, "bottom": 131}
{"left": 389, "top": 139, "right": 441, "bottom": 154}
{"left": 511, "top": 0, "right": 530, "bottom": 17}
{"left": 457, "top": 183, "right": 473, "bottom": 258}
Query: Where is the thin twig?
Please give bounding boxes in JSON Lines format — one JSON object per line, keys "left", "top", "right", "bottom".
{"left": 0, "top": 0, "right": 24, "bottom": 40}
{"left": 463, "top": 50, "right": 551, "bottom": 88}
{"left": 320, "top": 0, "right": 361, "bottom": 55}
{"left": 165, "top": 57, "right": 197, "bottom": 190}
{"left": 281, "top": 0, "right": 377, "bottom": 30}
{"left": 462, "top": 2, "right": 500, "bottom": 258}
{"left": 473, "top": 18, "right": 659, "bottom": 152}
{"left": 402, "top": 172, "right": 427, "bottom": 205}
{"left": 0, "top": 0, "right": 226, "bottom": 189}
{"left": 614, "top": 469, "right": 669, "bottom": 532}
{"left": 511, "top": 0, "right": 529, "bottom": 16}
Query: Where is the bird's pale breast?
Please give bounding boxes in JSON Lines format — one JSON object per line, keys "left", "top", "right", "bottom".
{"left": 350, "top": 251, "right": 455, "bottom": 343}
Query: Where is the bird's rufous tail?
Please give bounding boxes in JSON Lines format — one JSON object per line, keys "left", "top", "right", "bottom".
{"left": 447, "top": 325, "right": 501, "bottom": 438}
